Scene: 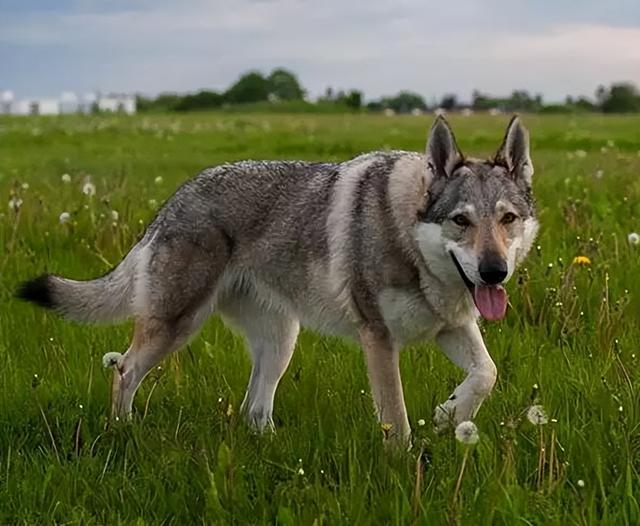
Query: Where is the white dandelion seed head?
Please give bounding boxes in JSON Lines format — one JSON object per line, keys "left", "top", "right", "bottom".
{"left": 8, "top": 197, "right": 23, "bottom": 211}
{"left": 618, "top": 405, "right": 623, "bottom": 412}
{"left": 61, "top": 173, "right": 71, "bottom": 183}
{"left": 455, "top": 421, "right": 479, "bottom": 445}
{"left": 59, "top": 212, "right": 71, "bottom": 224}
{"left": 527, "top": 405, "right": 549, "bottom": 426}
{"left": 154, "top": 176, "right": 163, "bottom": 185}
{"left": 577, "top": 479, "right": 585, "bottom": 488}
{"left": 21, "top": 182, "right": 29, "bottom": 190}
{"left": 417, "top": 418, "right": 426, "bottom": 427}
{"left": 628, "top": 232, "right": 639, "bottom": 245}
{"left": 111, "top": 210, "right": 119, "bottom": 221}
{"left": 82, "top": 181, "right": 96, "bottom": 197}
{"left": 79, "top": 404, "right": 84, "bottom": 410}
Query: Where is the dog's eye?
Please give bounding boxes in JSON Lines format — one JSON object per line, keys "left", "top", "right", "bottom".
{"left": 452, "top": 214, "right": 471, "bottom": 227}
{"left": 501, "top": 212, "right": 518, "bottom": 224}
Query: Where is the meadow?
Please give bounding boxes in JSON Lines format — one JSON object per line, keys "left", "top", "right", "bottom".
{"left": 1, "top": 112, "right": 639, "bottom": 525}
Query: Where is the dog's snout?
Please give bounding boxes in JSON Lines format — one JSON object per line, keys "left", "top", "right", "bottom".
{"left": 479, "top": 256, "right": 508, "bottom": 285}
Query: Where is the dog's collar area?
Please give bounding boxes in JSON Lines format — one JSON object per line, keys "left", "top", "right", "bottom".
{"left": 449, "top": 251, "right": 475, "bottom": 294}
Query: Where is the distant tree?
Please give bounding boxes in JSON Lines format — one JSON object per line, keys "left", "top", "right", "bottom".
{"left": 472, "top": 90, "right": 498, "bottom": 110}
{"left": 342, "top": 90, "right": 363, "bottom": 110}
{"left": 267, "top": 68, "right": 305, "bottom": 101}
{"left": 224, "top": 71, "right": 270, "bottom": 104}
{"left": 380, "top": 91, "right": 427, "bottom": 113}
{"left": 174, "top": 90, "right": 224, "bottom": 111}
{"left": 439, "top": 94, "right": 458, "bottom": 111}
{"left": 600, "top": 83, "right": 640, "bottom": 113}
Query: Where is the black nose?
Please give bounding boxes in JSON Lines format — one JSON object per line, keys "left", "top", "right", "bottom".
{"left": 479, "top": 257, "right": 508, "bottom": 284}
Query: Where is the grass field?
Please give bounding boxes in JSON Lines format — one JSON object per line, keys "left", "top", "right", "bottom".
{"left": 1, "top": 112, "right": 639, "bottom": 525}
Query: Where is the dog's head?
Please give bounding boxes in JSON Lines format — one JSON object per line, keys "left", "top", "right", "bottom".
{"left": 415, "top": 116, "right": 539, "bottom": 321}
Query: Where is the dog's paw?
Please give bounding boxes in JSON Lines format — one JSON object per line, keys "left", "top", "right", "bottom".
{"left": 102, "top": 352, "right": 123, "bottom": 369}
{"left": 433, "top": 400, "right": 457, "bottom": 434}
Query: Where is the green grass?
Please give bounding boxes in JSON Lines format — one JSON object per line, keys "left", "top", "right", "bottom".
{"left": 1, "top": 112, "right": 639, "bottom": 525}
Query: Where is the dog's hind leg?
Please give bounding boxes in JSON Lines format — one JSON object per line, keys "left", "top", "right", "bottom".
{"left": 108, "top": 227, "right": 231, "bottom": 419}
{"left": 220, "top": 298, "right": 299, "bottom": 432}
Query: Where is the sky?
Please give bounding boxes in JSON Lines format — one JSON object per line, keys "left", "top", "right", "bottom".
{"left": 1, "top": 0, "right": 640, "bottom": 103}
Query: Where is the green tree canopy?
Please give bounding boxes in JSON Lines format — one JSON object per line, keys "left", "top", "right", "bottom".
{"left": 267, "top": 68, "right": 305, "bottom": 101}
{"left": 225, "top": 72, "right": 270, "bottom": 104}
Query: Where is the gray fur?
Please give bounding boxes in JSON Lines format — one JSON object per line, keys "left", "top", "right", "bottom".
{"left": 19, "top": 117, "right": 538, "bottom": 445}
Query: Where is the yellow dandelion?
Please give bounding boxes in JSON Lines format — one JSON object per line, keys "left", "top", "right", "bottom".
{"left": 572, "top": 256, "right": 591, "bottom": 266}
{"left": 380, "top": 422, "right": 394, "bottom": 439}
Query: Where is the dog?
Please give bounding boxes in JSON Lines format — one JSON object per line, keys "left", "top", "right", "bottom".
{"left": 17, "top": 115, "right": 538, "bottom": 444}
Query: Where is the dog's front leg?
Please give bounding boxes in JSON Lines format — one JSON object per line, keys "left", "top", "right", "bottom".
{"left": 434, "top": 322, "right": 497, "bottom": 432}
{"left": 359, "top": 325, "right": 410, "bottom": 446}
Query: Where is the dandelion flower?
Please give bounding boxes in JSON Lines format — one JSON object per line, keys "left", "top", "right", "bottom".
{"left": 527, "top": 405, "right": 548, "bottom": 425}
{"left": 417, "top": 418, "right": 426, "bottom": 427}
{"left": 628, "top": 232, "right": 639, "bottom": 245}
{"left": 111, "top": 210, "right": 119, "bottom": 221}
{"left": 572, "top": 255, "right": 591, "bottom": 266}
{"left": 61, "top": 173, "right": 71, "bottom": 183}
{"left": 8, "top": 197, "right": 23, "bottom": 211}
{"left": 59, "top": 212, "right": 71, "bottom": 224}
{"left": 82, "top": 181, "right": 96, "bottom": 197}
{"left": 154, "top": 176, "right": 163, "bottom": 185}
{"left": 455, "top": 421, "right": 479, "bottom": 445}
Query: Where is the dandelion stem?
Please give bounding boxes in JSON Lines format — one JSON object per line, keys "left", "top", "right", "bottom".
{"left": 453, "top": 447, "right": 469, "bottom": 507}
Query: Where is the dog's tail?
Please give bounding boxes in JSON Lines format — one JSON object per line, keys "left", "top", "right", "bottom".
{"left": 16, "top": 247, "right": 140, "bottom": 324}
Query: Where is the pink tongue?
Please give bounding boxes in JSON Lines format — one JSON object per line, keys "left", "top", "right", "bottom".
{"left": 473, "top": 285, "right": 508, "bottom": 321}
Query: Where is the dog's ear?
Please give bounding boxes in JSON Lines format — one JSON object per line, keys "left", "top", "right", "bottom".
{"left": 494, "top": 116, "right": 533, "bottom": 186}
{"left": 426, "top": 116, "right": 463, "bottom": 178}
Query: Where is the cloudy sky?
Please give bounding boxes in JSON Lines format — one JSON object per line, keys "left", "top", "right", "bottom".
{"left": 1, "top": 0, "right": 639, "bottom": 103}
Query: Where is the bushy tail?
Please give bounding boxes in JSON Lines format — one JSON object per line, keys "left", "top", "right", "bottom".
{"left": 16, "top": 249, "right": 140, "bottom": 324}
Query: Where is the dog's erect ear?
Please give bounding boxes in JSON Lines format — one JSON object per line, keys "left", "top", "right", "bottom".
{"left": 426, "top": 116, "right": 463, "bottom": 178}
{"left": 494, "top": 116, "right": 533, "bottom": 186}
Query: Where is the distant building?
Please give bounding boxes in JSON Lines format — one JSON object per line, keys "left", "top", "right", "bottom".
{"left": 1, "top": 90, "right": 14, "bottom": 114}
{"left": 97, "top": 95, "right": 136, "bottom": 114}
{"left": 0, "top": 90, "right": 137, "bottom": 116}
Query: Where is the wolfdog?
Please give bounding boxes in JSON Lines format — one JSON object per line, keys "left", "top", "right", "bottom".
{"left": 18, "top": 116, "right": 538, "bottom": 444}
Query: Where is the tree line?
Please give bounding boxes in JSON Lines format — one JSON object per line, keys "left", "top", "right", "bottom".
{"left": 137, "top": 68, "right": 640, "bottom": 114}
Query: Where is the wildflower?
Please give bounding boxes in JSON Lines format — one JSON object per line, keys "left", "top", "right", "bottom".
{"left": 297, "top": 467, "right": 305, "bottom": 476}
{"left": 59, "top": 212, "right": 71, "bottom": 224}
{"left": 82, "top": 180, "right": 96, "bottom": 197}
{"left": 148, "top": 199, "right": 158, "bottom": 208}
{"left": 61, "top": 173, "right": 71, "bottom": 183}
{"left": 577, "top": 479, "right": 585, "bottom": 488}
{"left": 21, "top": 182, "right": 29, "bottom": 190}
{"left": 381, "top": 422, "right": 394, "bottom": 439}
{"left": 527, "top": 405, "right": 548, "bottom": 425}
{"left": 628, "top": 232, "right": 639, "bottom": 245}
{"left": 572, "top": 255, "right": 591, "bottom": 266}
{"left": 455, "top": 421, "right": 479, "bottom": 445}
{"left": 417, "top": 418, "right": 426, "bottom": 427}
{"left": 8, "top": 197, "right": 23, "bottom": 212}
{"left": 575, "top": 149, "right": 587, "bottom": 158}
{"left": 154, "top": 176, "right": 163, "bottom": 185}
{"left": 595, "top": 170, "right": 603, "bottom": 179}
{"left": 111, "top": 210, "right": 119, "bottom": 221}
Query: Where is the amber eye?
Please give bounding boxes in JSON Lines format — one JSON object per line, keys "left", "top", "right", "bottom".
{"left": 452, "top": 214, "right": 471, "bottom": 227}
{"left": 502, "top": 212, "right": 518, "bottom": 224}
